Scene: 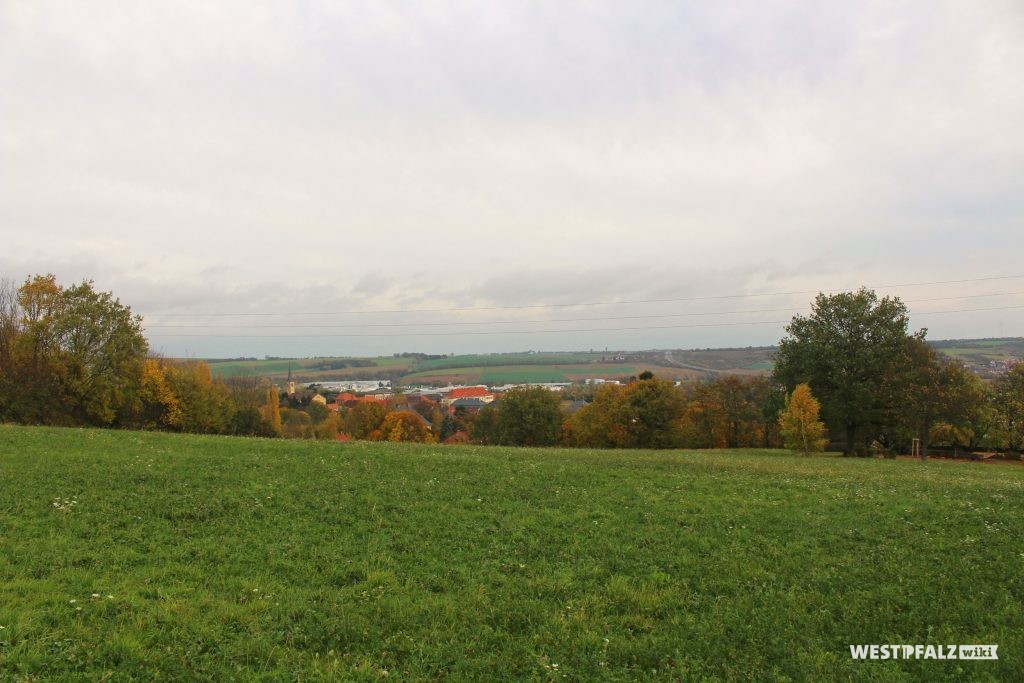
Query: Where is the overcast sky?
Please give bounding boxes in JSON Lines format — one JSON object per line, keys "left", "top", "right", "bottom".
{"left": 2, "top": 0, "right": 1022, "bottom": 357}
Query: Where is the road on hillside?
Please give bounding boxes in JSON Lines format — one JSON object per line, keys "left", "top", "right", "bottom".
{"left": 662, "top": 351, "right": 724, "bottom": 375}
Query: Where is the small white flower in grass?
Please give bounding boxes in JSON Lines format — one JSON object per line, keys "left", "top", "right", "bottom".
{"left": 91, "top": 593, "right": 100, "bottom": 599}
{"left": 107, "top": 595, "right": 114, "bottom": 599}
{"left": 69, "top": 599, "right": 76, "bottom": 604}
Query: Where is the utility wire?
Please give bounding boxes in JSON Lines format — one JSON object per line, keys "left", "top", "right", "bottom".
{"left": 139, "top": 274, "right": 1024, "bottom": 318}
{"left": 144, "top": 303, "right": 1024, "bottom": 338}
{"left": 141, "top": 291, "right": 1023, "bottom": 329}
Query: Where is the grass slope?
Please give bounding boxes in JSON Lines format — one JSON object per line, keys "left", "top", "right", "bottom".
{"left": 1, "top": 427, "right": 1022, "bottom": 681}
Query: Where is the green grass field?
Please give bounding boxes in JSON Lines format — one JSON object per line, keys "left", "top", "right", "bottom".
{"left": 1, "top": 426, "right": 1022, "bottom": 680}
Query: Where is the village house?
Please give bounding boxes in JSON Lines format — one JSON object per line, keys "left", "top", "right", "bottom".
{"left": 447, "top": 397, "right": 491, "bottom": 415}
{"left": 441, "top": 386, "right": 494, "bottom": 407}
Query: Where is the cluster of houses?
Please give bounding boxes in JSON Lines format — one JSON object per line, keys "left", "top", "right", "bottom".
{"left": 285, "top": 380, "right": 497, "bottom": 416}
{"left": 988, "top": 358, "right": 1021, "bottom": 373}
{"left": 285, "top": 380, "right": 589, "bottom": 418}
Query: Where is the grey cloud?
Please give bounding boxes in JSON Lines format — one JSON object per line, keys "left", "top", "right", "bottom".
{"left": 1, "top": 0, "right": 1022, "bottom": 356}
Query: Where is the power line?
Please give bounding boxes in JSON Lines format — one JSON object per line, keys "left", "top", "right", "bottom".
{"left": 141, "top": 291, "right": 1024, "bottom": 329}
{"left": 139, "top": 274, "right": 1024, "bottom": 318}
{"left": 144, "top": 303, "right": 1024, "bottom": 338}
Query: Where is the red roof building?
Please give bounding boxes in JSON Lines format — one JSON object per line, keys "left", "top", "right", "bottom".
{"left": 442, "top": 386, "right": 494, "bottom": 407}
{"left": 447, "top": 386, "right": 491, "bottom": 400}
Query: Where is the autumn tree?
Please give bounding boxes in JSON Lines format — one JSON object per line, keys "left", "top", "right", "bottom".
{"left": 566, "top": 384, "right": 631, "bottom": 448}
{"left": 136, "top": 358, "right": 183, "bottom": 430}
{"left": 779, "top": 383, "right": 828, "bottom": 455}
{"left": 165, "top": 360, "right": 233, "bottom": 433}
{"left": 314, "top": 412, "right": 342, "bottom": 440}
{"left": 343, "top": 401, "right": 387, "bottom": 440}
{"left": 259, "top": 386, "right": 282, "bottom": 436}
{"left": 567, "top": 376, "right": 684, "bottom": 448}
{"left": 369, "top": 411, "right": 434, "bottom": 443}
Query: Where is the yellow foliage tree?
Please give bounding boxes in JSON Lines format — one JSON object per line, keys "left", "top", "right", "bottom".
{"left": 779, "top": 383, "right": 828, "bottom": 455}
{"left": 369, "top": 411, "right": 434, "bottom": 443}
{"left": 260, "top": 387, "right": 282, "bottom": 436}
{"left": 138, "top": 359, "right": 182, "bottom": 430}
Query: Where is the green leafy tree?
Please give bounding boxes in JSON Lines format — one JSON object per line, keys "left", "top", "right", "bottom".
{"left": 230, "top": 406, "right": 279, "bottom": 437}
{"left": 280, "top": 408, "right": 313, "bottom": 439}
{"left": 883, "top": 339, "right": 990, "bottom": 459}
{"left": 469, "top": 404, "right": 501, "bottom": 445}
{"left": 773, "top": 288, "right": 920, "bottom": 455}
{"left": 305, "top": 401, "right": 330, "bottom": 425}
{"left": 991, "top": 364, "right": 1024, "bottom": 453}
{"left": 623, "top": 376, "right": 685, "bottom": 448}
{"left": 494, "top": 386, "right": 563, "bottom": 446}
{"left": 779, "top": 384, "right": 828, "bottom": 455}
{"left": 53, "top": 280, "right": 148, "bottom": 424}
{"left": 0, "top": 275, "right": 147, "bottom": 425}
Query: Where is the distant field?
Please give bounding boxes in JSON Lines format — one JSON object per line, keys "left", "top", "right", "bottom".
{"left": 206, "top": 359, "right": 299, "bottom": 377}
{"left": 403, "top": 363, "right": 647, "bottom": 385}
{"left": 205, "top": 357, "right": 413, "bottom": 380}
{"left": 560, "top": 365, "right": 637, "bottom": 376}
{"left": 414, "top": 353, "right": 602, "bottom": 372}
{"left": 931, "top": 338, "right": 1024, "bottom": 377}
{"left": 480, "top": 367, "right": 569, "bottom": 383}
{"left": 1, "top": 426, "right": 1021, "bottom": 680}
{"left": 403, "top": 365, "right": 571, "bottom": 384}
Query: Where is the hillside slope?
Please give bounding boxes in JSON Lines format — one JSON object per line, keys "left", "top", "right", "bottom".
{"left": 1, "top": 427, "right": 1021, "bottom": 679}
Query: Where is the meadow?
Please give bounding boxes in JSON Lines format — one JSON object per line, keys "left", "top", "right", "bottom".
{"left": 1, "top": 426, "right": 1022, "bottom": 680}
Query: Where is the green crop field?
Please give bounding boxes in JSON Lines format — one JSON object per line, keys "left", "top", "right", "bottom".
{"left": 414, "top": 353, "right": 601, "bottom": 372}
{"left": 1, "top": 426, "right": 1022, "bottom": 680}
{"left": 560, "top": 365, "right": 637, "bottom": 376}
{"left": 479, "top": 367, "right": 569, "bottom": 384}
{"left": 204, "top": 357, "right": 411, "bottom": 380}
{"left": 206, "top": 359, "right": 300, "bottom": 377}
{"left": 403, "top": 363, "right": 641, "bottom": 385}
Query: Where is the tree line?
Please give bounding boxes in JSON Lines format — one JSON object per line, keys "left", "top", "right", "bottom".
{"left": 1, "top": 275, "right": 1021, "bottom": 457}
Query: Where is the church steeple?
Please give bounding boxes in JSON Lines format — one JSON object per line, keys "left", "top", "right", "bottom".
{"left": 286, "top": 363, "right": 296, "bottom": 396}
